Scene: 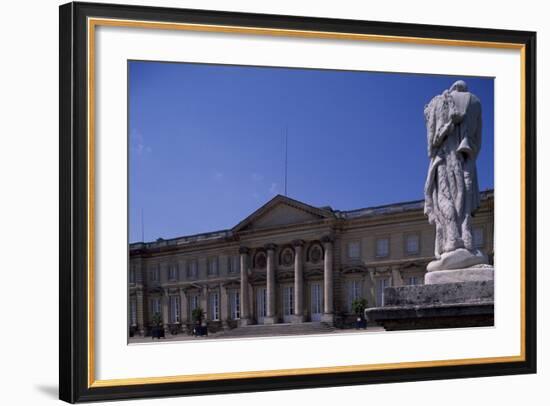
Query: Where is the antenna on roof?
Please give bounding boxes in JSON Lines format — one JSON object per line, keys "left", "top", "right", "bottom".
{"left": 284, "top": 126, "right": 288, "bottom": 196}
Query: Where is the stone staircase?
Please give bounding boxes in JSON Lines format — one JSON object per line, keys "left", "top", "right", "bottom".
{"left": 219, "top": 322, "right": 335, "bottom": 338}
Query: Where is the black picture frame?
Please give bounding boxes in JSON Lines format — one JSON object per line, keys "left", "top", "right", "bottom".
{"left": 59, "top": 1, "right": 537, "bottom": 403}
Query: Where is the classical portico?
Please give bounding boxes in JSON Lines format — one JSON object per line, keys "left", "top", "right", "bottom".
{"left": 236, "top": 233, "right": 335, "bottom": 326}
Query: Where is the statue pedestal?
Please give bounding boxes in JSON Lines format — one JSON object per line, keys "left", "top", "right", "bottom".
{"left": 425, "top": 264, "right": 494, "bottom": 285}
{"left": 365, "top": 274, "right": 494, "bottom": 331}
{"left": 427, "top": 248, "right": 487, "bottom": 272}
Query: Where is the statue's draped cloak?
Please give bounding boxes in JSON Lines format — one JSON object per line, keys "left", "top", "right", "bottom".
{"left": 424, "top": 89, "right": 482, "bottom": 258}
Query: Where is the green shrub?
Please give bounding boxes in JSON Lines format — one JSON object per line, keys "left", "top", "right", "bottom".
{"left": 192, "top": 307, "right": 204, "bottom": 323}
{"left": 351, "top": 298, "right": 368, "bottom": 318}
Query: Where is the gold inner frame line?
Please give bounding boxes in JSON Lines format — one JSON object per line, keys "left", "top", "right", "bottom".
{"left": 87, "top": 17, "right": 527, "bottom": 388}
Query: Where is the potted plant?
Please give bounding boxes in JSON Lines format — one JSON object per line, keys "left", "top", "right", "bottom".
{"left": 351, "top": 298, "right": 368, "bottom": 329}
{"left": 191, "top": 307, "right": 206, "bottom": 336}
{"left": 150, "top": 312, "right": 165, "bottom": 339}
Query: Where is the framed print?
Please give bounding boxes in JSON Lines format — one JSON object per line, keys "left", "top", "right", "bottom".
{"left": 59, "top": 1, "right": 537, "bottom": 403}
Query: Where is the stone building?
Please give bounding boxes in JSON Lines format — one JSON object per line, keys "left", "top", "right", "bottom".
{"left": 128, "top": 190, "right": 493, "bottom": 337}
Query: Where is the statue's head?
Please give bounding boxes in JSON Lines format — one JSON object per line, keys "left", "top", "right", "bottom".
{"left": 450, "top": 80, "right": 468, "bottom": 92}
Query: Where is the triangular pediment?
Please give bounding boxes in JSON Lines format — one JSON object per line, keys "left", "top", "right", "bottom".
{"left": 233, "top": 195, "right": 333, "bottom": 232}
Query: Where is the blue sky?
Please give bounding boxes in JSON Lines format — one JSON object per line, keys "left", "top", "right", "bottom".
{"left": 129, "top": 61, "right": 494, "bottom": 243}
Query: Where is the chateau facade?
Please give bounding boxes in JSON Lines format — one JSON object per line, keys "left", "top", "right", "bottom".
{"left": 128, "top": 191, "right": 493, "bottom": 336}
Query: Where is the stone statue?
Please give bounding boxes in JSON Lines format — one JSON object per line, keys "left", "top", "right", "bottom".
{"left": 423, "top": 80, "right": 488, "bottom": 273}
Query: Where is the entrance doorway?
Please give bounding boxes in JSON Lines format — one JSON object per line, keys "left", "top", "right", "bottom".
{"left": 282, "top": 285, "right": 294, "bottom": 323}
{"left": 255, "top": 287, "right": 267, "bottom": 324}
{"left": 310, "top": 282, "right": 322, "bottom": 321}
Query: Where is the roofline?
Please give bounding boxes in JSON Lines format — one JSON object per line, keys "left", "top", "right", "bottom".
{"left": 231, "top": 194, "right": 334, "bottom": 233}
{"left": 340, "top": 188, "right": 493, "bottom": 215}
{"left": 130, "top": 188, "right": 494, "bottom": 249}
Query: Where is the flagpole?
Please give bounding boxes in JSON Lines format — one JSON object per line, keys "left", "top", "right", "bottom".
{"left": 284, "top": 126, "right": 288, "bottom": 196}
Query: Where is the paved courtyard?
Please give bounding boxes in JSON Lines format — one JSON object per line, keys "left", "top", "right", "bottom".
{"left": 129, "top": 324, "right": 385, "bottom": 344}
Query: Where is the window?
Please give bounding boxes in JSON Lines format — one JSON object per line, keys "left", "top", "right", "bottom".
{"left": 169, "top": 295, "right": 180, "bottom": 323}
{"left": 473, "top": 227, "right": 485, "bottom": 248}
{"left": 151, "top": 265, "right": 160, "bottom": 282}
{"left": 230, "top": 289, "right": 240, "bottom": 319}
{"left": 168, "top": 264, "right": 177, "bottom": 281}
{"left": 347, "top": 241, "right": 360, "bottom": 259}
{"left": 376, "top": 278, "right": 390, "bottom": 306}
{"left": 189, "top": 294, "right": 199, "bottom": 318}
{"left": 283, "top": 286, "right": 294, "bottom": 316}
{"left": 376, "top": 238, "right": 390, "bottom": 257}
{"left": 130, "top": 297, "right": 137, "bottom": 326}
{"left": 407, "top": 276, "right": 419, "bottom": 286}
{"left": 187, "top": 260, "right": 198, "bottom": 279}
{"left": 151, "top": 297, "right": 161, "bottom": 317}
{"left": 310, "top": 283, "right": 322, "bottom": 317}
{"left": 228, "top": 255, "right": 240, "bottom": 274}
{"left": 257, "top": 287, "right": 267, "bottom": 318}
{"left": 405, "top": 234, "right": 420, "bottom": 255}
{"left": 346, "top": 280, "right": 362, "bottom": 312}
{"left": 208, "top": 257, "right": 219, "bottom": 276}
{"left": 209, "top": 292, "right": 220, "bottom": 321}
{"left": 129, "top": 266, "right": 136, "bottom": 284}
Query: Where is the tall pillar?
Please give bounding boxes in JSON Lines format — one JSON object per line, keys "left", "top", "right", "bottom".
{"left": 162, "top": 289, "right": 170, "bottom": 333}
{"left": 391, "top": 265, "right": 404, "bottom": 287}
{"left": 220, "top": 283, "right": 230, "bottom": 330}
{"left": 200, "top": 286, "right": 208, "bottom": 325}
{"left": 321, "top": 235, "right": 334, "bottom": 324}
{"left": 292, "top": 240, "right": 305, "bottom": 323}
{"left": 264, "top": 243, "right": 278, "bottom": 324}
{"left": 179, "top": 288, "right": 188, "bottom": 332}
{"left": 136, "top": 289, "right": 145, "bottom": 335}
{"left": 239, "top": 247, "right": 252, "bottom": 326}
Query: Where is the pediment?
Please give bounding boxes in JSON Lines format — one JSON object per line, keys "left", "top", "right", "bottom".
{"left": 233, "top": 195, "right": 333, "bottom": 232}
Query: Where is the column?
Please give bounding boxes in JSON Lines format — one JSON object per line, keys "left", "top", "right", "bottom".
{"left": 292, "top": 240, "right": 305, "bottom": 323}
{"left": 321, "top": 235, "right": 334, "bottom": 324}
{"left": 239, "top": 247, "right": 252, "bottom": 326}
{"left": 264, "top": 243, "right": 278, "bottom": 324}
{"left": 200, "top": 286, "right": 208, "bottom": 326}
{"left": 179, "top": 288, "right": 188, "bottom": 332}
{"left": 136, "top": 260, "right": 145, "bottom": 335}
{"left": 365, "top": 268, "right": 376, "bottom": 312}
{"left": 391, "top": 265, "right": 404, "bottom": 287}
{"left": 136, "top": 289, "right": 145, "bottom": 335}
{"left": 220, "top": 283, "right": 230, "bottom": 330}
{"left": 162, "top": 289, "right": 169, "bottom": 333}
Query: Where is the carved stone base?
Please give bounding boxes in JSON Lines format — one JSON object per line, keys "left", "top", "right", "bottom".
{"left": 291, "top": 315, "right": 305, "bottom": 323}
{"left": 263, "top": 316, "right": 278, "bottom": 325}
{"left": 425, "top": 264, "right": 494, "bottom": 285}
{"left": 365, "top": 280, "right": 494, "bottom": 331}
{"left": 427, "top": 248, "right": 487, "bottom": 272}
{"left": 321, "top": 313, "right": 334, "bottom": 324}
{"left": 239, "top": 318, "right": 253, "bottom": 327}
